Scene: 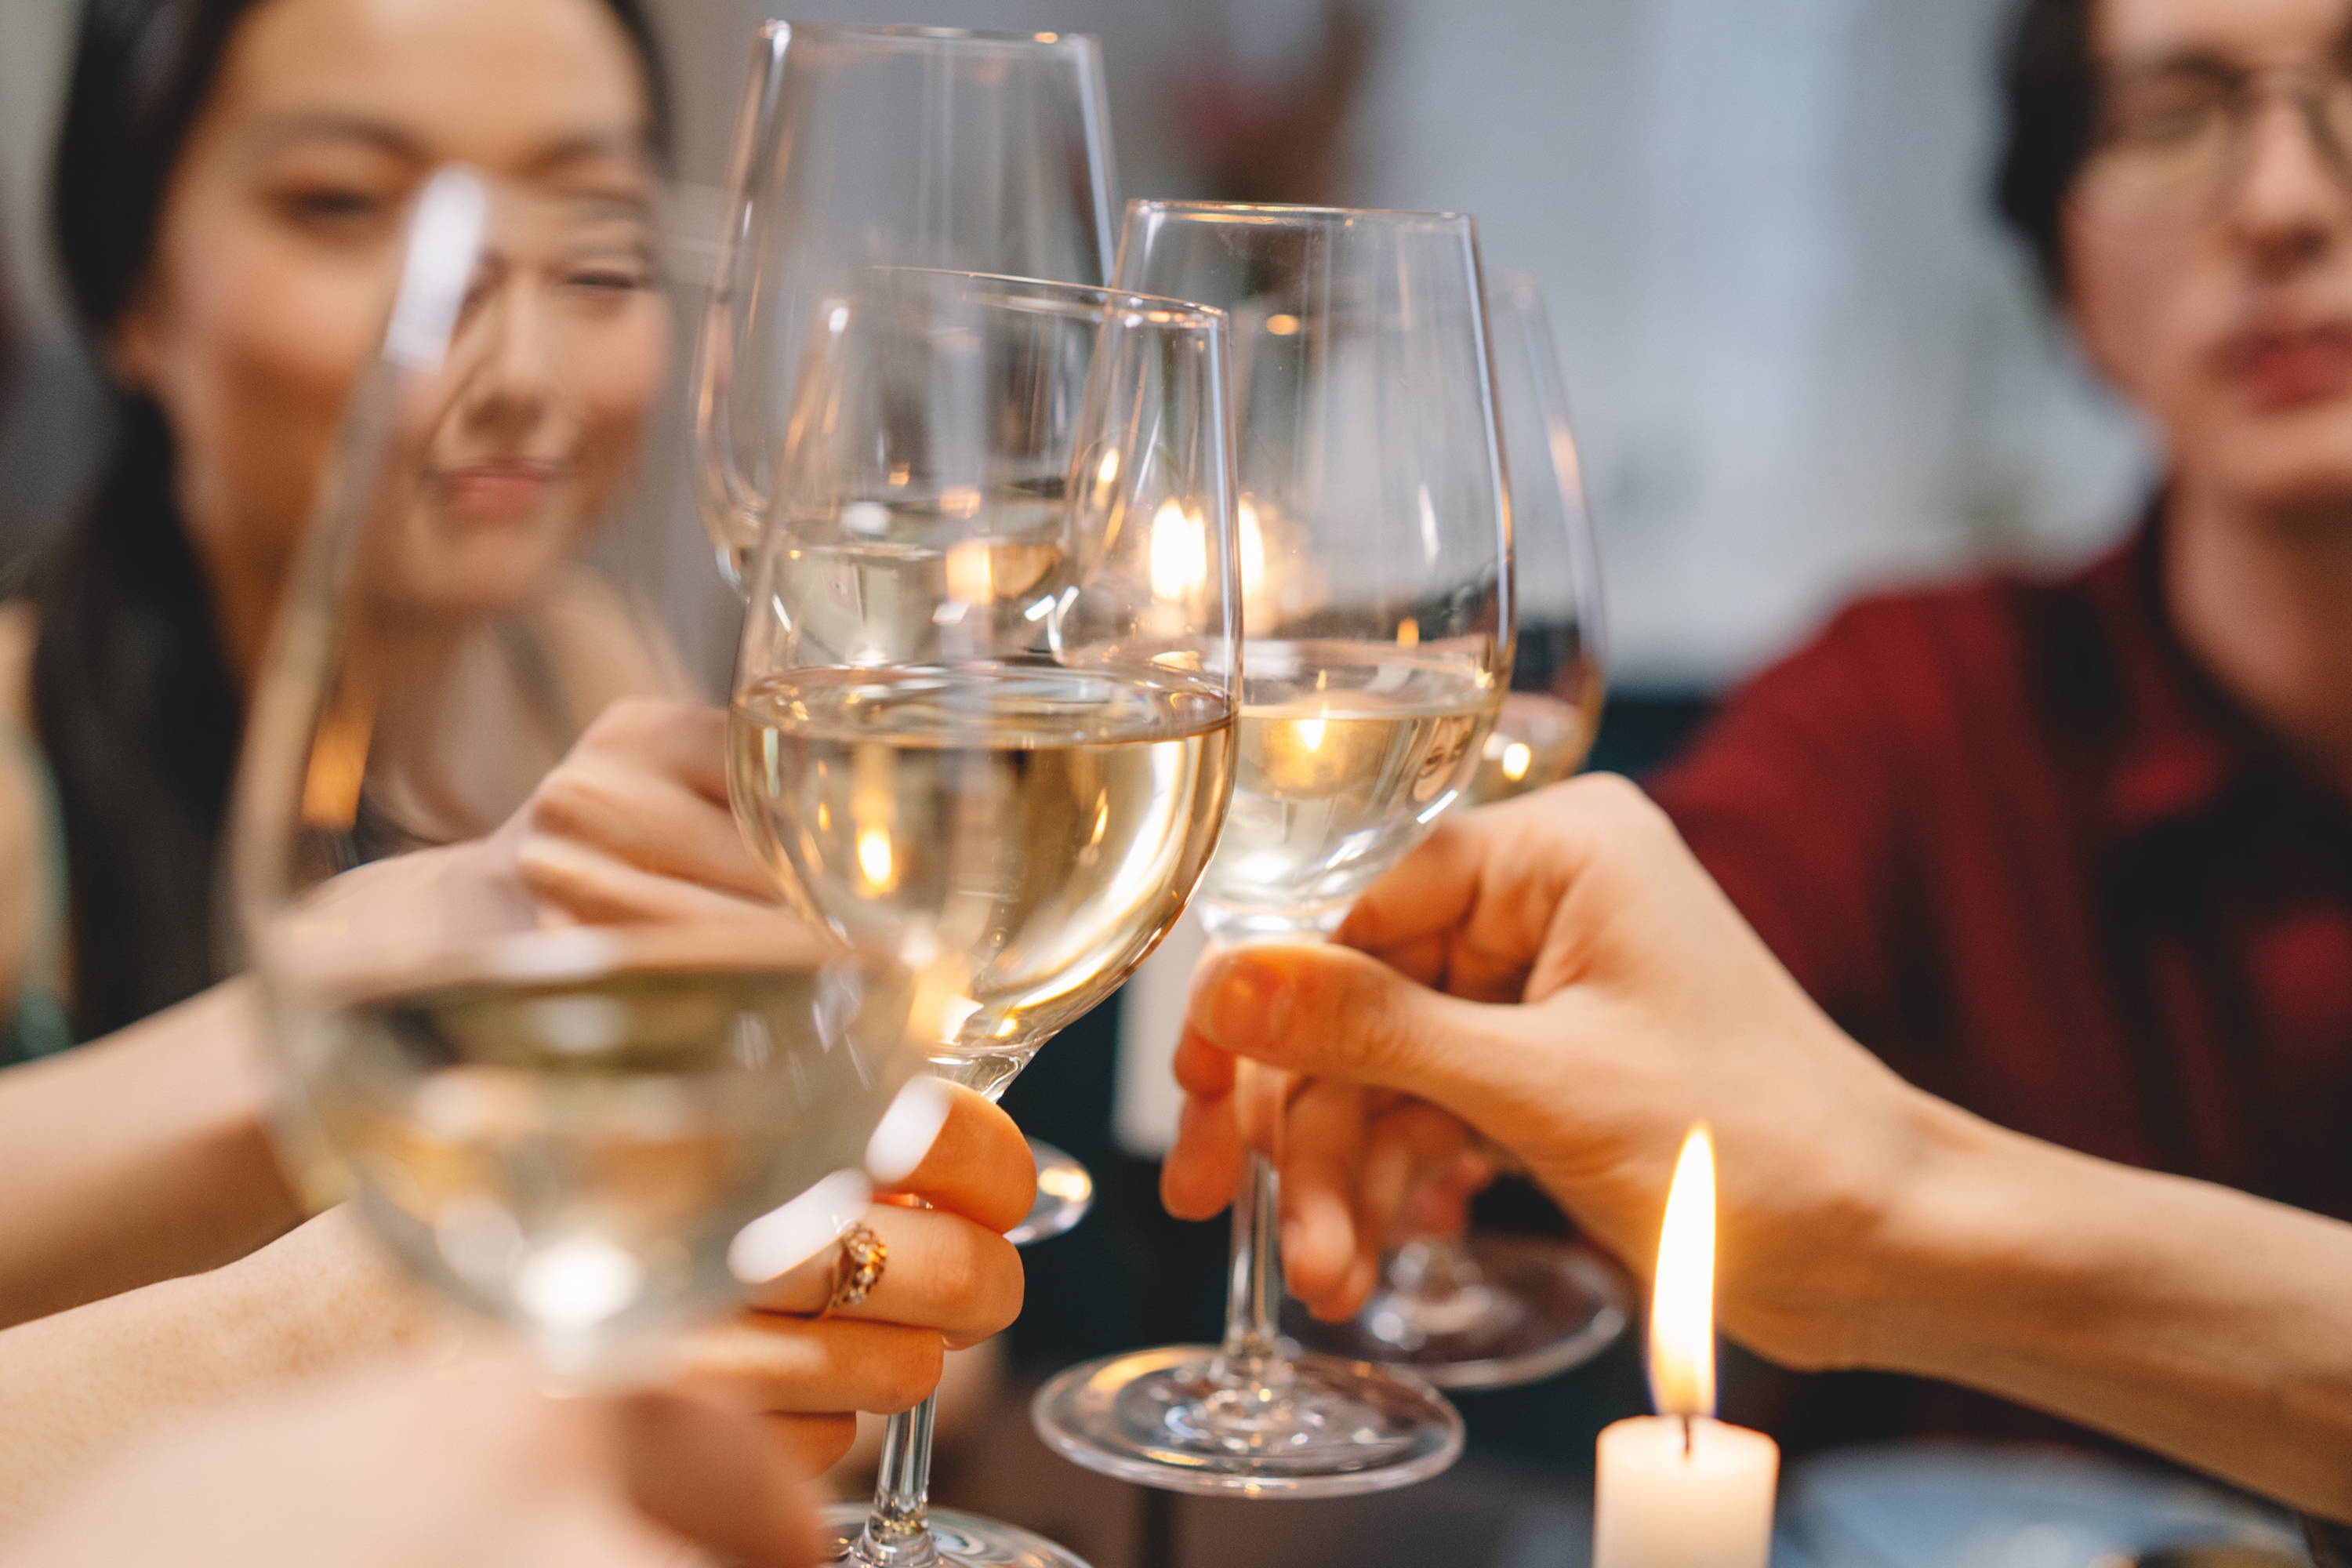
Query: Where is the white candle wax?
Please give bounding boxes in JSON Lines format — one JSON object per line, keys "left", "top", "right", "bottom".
{"left": 1592, "top": 1414, "right": 1777, "bottom": 1568}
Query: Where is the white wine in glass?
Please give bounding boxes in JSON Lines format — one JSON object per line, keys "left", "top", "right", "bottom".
{"left": 1033, "top": 201, "right": 1510, "bottom": 1498}
{"left": 1293, "top": 271, "right": 1631, "bottom": 1392}
{"left": 694, "top": 19, "right": 1121, "bottom": 1249}
{"left": 231, "top": 171, "right": 920, "bottom": 1385}
{"left": 730, "top": 270, "right": 1238, "bottom": 1568}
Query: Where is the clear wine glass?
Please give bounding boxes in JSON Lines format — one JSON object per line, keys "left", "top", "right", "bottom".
{"left": 697, "top": 20, "right": 1118, "bottom": 1246}
{"left": 227, "top": 171, "right": 922, "bottom": 1386}
{"left": 730, "top": 268, "right": 1238, "bottom": 1567}
{"left": 1031, "top": 201, "right": 1509, "bottom": 1497}
{"left": 1287, "top": 270, "right": 1629, "bottom": 1390}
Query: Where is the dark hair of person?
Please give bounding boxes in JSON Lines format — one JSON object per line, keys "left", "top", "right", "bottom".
{"left": 1994, "top": 0, "right": 2099, "bottom": 303}
{"left": 38, "top": 0, "right": 670, "bottom": 1040}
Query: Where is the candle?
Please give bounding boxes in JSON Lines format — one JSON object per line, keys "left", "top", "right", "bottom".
{"left": 1593, "top": 1127, "right": 1779, "bottom": 1568}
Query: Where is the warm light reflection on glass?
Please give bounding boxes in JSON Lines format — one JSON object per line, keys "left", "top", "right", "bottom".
{"left": 1148, "top": 499, "right": 1207, "bottom": 601}
{"left": 1397, "top": 617, "right": 1420, "bottom": 648}
{"left": 1295, "top": 717, "right": 1328, "bottom": 753}
{"left": 945, "top": 539, "right": 995, "bottom": 604}
{"left": 1237, "top": 499, "right": 1269, "bottom": 600}
{"left": 1038, "top": 1163, "right": 1094, "bottom": 1201}
{"left": 1650, "top": 1125, "right": 1717, "bottom": 1418}
{"left": 1501, "top": 742, "right": 1533, "bottom": 782}
{"left": 1265, "top": 314, "right": 1301, "bottom": 336}
{"left": 856, "top": 826, "right": 895, "bottom": 891}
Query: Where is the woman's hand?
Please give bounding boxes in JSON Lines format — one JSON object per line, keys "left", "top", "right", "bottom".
{"left": 1160, "top": 775, "right": 1939, "bottom": 1370}
{"left": 492, "top": 699, "right": 783, "bottom": 927}
{"left": 238, "top": 1084, "right": 1025, "bottom": 1478}
{"left": 0, "top": 1358, "right": 820, "bottom": 1568}
{"left": 682, "top": 1082, "right": 1032, "bottom": 1472}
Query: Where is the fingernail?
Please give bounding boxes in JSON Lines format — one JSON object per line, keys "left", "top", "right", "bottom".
{"left": 1200, "top": 955, "right": 1290, "bottom": 1048}
{"left": 728, "top": 1167, "right": 873, "bottom": 1285}
{"left": 865, "top": 1078, "right": 953, "bottom": 1185}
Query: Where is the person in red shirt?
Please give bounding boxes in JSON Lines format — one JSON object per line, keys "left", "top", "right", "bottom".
{"left": 1639, "top": 0, "right": 2352, "bottom": 1442}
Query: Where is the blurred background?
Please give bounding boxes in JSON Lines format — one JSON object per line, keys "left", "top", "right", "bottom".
{"left": 0, "top": 2, "right": 2215, "bottom": 1565}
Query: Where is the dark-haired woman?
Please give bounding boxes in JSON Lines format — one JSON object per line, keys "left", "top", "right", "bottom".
{"left": 0, "top": 0, "right": 1032, "bottom": 1522}
{"left": 1625, "top": 0, "right": 2352, "bottom": 1447}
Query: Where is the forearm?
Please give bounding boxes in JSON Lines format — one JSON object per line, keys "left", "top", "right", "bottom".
{"left": 0, "top": 980, "right": 302, "bottom": 1326}
{"left": 1857, "top": 1096, "right": 2352, "bottom": 1520}
{"left": 0, "top": 1209, "right": 429, "bottom": 1537}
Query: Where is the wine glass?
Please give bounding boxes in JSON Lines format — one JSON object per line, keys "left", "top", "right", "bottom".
{"left": 698, "top": 20, "right": 1118, "bottom": 1245}
{"left": 1288, "top": 271, "right": 1630, "bottom": 1390}
{"left": 227, "top": 171, "right": 923, "bottom": 1385}
{"left": 1032, "top": 201, "right": 1508, "bottom": 1497}
{"left": 730, "top": 268, "right": 1239, "bottom": 1567}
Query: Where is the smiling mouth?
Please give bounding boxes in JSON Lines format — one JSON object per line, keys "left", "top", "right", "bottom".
{"left": 2216, "top": 322, "right": 2352, "bottom": 410}
{"left": 433, "top": 462, "right": 567, "bottom": 522}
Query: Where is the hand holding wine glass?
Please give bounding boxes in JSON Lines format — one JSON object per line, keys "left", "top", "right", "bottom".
{"left": 1283, "top": 270, "right": 1629, "bottom": 1390}
{"left": 1033, "top": 201, "right": 1511, "bottom": 1497}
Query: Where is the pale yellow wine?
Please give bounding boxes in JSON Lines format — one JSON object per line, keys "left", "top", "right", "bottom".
{"left": 1198, "top": 641, "right": 1500, "bottom": 937}
{"left": 731, "top": 665, "right": 1233, "bottom": 1092}
{"left": 306, "top": 947, "right": 908, "bottom": 1370}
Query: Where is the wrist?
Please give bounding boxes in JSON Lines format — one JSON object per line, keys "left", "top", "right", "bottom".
{"left": 1716, "top": 1073, "right": 1985, "bottom": 1372}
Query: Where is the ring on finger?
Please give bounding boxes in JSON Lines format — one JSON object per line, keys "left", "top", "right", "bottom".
{"left": 815, "top": 1223, "right": 886, "bottom": 1319}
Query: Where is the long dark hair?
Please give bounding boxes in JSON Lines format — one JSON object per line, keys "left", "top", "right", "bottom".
{"left": 39, "top": 0, "right": 670, "bottom": 1040}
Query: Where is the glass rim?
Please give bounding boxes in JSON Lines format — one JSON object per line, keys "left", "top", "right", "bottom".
{"left": 1123, "top": 198, "right": 1475, "bottom": 229}
{"left": 757, "top": 18, "right": 1102, "bottom": 55}
{"left": 866, "top": 267, "right": 1229, "bottom": 334}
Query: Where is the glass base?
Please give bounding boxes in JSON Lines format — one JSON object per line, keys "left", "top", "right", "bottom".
{"left": 1287, "top": 1235, "right": 1629, "bottom": 1390}
{"left": 820, "top": 1503, "right": 1094, "bottom": 1568}
{"left": 1029, "top": 1343, "right": 1464, "bottom": 1498}
{"left": 1004, "top": 1139, "right": 1094, "bottom": 1247}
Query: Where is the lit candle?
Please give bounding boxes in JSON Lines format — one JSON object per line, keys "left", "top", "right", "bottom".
{"left": 1593, "top": 1126, "right": 1779, "bottom": 1568}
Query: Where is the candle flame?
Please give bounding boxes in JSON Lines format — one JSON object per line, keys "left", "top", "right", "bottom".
{"left": 1649, "top": 1123, "right": 1716, "bottom": 1419}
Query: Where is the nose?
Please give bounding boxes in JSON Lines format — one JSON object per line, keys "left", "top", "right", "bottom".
{"left": 456, "top": 274, "right": 557, "bottom": 442}
{"left": 2224, "top": 88, "right": 2351, "bottom": 278}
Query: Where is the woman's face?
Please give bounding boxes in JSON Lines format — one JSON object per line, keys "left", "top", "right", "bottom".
{"left": 113, "top": 0, "right": 666, "bottom": 630}
{"left": 2067, "top": 0, "right": 2352, "bottom": 515}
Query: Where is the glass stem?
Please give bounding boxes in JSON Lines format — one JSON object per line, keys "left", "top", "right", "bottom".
{"left": 1210, "top": 1151, "right": 1287, "bottom": 1388}
{"left": 855, "top": 1394, "right": 942, "bottom": 1567}
{"left": 1393, "top": 1232, "right": 1486, "bottom": 1298}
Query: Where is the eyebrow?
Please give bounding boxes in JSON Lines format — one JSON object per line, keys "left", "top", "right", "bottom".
{"left": 241, "top": 114, "right": 653, "bottom": 173}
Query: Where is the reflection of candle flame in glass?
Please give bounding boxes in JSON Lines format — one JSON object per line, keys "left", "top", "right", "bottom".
{"left": 1650, "top": 1125, "right": 1716, "bottom": 1418}
{"left": 1097, "top": 449, "right": 1121, "bottom": 487}
{"left": 1265, "top": 313, "right": 1301, "bottom": 336}
{"left": 1501, "top": 742, "right": 1533, "bottom": 782}
{"left": 856, "top": 826, "right": 895, "bottom": 891}
{"left": 1398, "top": 617, "right": 1420, "bottom": 648}
{"left": 1149, "top": 499, "right": 1207, "bottom": 601}
{"left": 1237, "top": 499, "right": 1268, "bottom": 600}
{"left": 946, "top": 539, "right": 995, "bottom": 604}
{"left": 1296, "top": 718, "right": 1328, "bottom": 753}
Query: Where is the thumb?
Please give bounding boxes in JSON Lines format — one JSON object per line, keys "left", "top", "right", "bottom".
{"left": 1186, "top": 944, "right": 1525, "bottom": 1130}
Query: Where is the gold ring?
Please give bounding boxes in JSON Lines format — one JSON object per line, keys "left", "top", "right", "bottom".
{"left": 817, "top": 1223, "right": 885, "bottom": 1319}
